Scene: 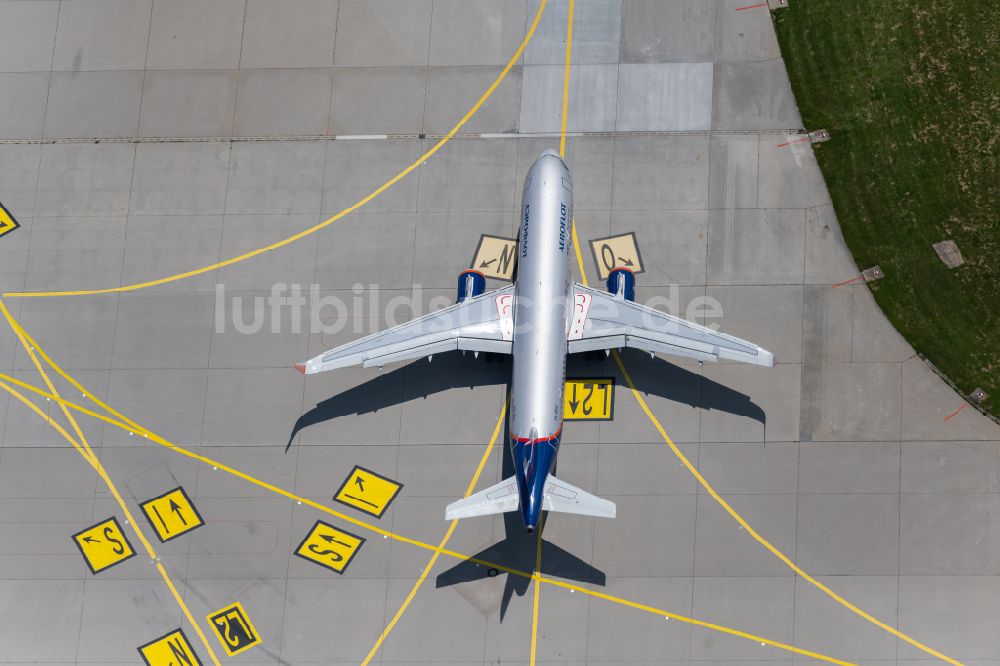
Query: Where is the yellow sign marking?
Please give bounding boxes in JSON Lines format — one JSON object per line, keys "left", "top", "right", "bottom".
{"left": 138, "top": 628, "right": 203, "bottom": 666}
{"left": 564, "top": 378, "right": 614, "bottom": 420}
{"left": 0, "top": 202, "right": 20, "bottom": 240}
{"left": 471, "top": 234, "right": 518, "bottom": 281}
{"left": 140, "top": 486, "right": 204, "bottom": 542}
{"left": 589, "top": 232, "right": 644, "bottom": 280}
{"left": 206, "top": 601, "right": 261, "bottom": 657}
{"left": 334, "top": 465, "right": 403, "bottom": 518}
{"left": 294, "top": 520, "right": 365, "bottom": 574}
{"left": 71, "top": 516, "right": 136, "bottom": 574}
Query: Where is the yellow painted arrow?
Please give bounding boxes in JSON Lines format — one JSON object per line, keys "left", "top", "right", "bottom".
{"left": 0, "top": 202, "right": 20, "bottom": 239}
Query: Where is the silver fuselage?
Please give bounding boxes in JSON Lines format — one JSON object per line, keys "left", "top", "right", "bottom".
{"left": 509, "top": 149, "right": 573, "bottom": 530}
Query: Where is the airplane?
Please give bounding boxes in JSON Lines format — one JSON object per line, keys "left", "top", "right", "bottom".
{"left": 295, "top": 149, "right": 774, "bottom": 532}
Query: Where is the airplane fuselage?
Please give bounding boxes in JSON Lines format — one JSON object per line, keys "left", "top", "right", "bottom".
{"left": 509, "top": 150, "right": 573, "bottom": 531}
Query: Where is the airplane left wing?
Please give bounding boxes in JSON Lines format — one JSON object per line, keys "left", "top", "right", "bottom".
{"left": 296, "top": 285, "right": 515, "bottom": 374}
{"left": 568, "top": 283, "right": 774, "bottom": 367}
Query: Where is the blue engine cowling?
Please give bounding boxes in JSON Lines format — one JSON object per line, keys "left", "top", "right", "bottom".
{"left": 456, "top": 269, "right": 486, "bottom": 302}
{"left": 606, "top": 267, "right": 635, "bottom": 301}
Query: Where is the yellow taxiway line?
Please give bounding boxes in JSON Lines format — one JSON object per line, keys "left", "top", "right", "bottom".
{"left": 558, "top": 0, "right": 575, "bottom": 159}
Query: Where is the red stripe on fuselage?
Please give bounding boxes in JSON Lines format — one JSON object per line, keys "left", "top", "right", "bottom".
{"left": 511, "top": 424, "right": 563, "bottom": 444}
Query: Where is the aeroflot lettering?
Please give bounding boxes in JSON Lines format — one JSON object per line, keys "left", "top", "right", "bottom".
{"left": 558, "top": 203, "right": 567, "bottom": 253}
{"left": 521, "top": 204, "right": 530, "bottom": 258}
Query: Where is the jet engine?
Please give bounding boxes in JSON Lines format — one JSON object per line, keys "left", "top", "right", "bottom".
{"left": 456, "top": 269, "right": 486, "bottom": 303}
{"left": 606, "top": 267, "right": 635, "bottom": 301}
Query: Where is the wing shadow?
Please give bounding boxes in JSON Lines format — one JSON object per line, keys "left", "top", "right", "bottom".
{"left": 287, "top": 354, "right": 511, "bottom": 451}
{"left": 570, "top": 349, "right": 767, "bottom": 424}
{"left": 289, "top": 346, "right": 766, "bottom": 450}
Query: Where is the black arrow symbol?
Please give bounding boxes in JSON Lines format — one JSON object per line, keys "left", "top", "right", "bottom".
{"left": 319, "top": 533, "right": 352, "bottom": 548}
{"left": 82, "top": 535, "right": 100, "bottom": 543}
{"left": 354, "top": 475, "right": 365, "bottom": 493}
{"left": 169, "top": 498, "right": 188, "bottom": 526}
{"left": 568, "top": 383, "right": 580, "bottom": 413}
{"left": 618, "top": 257, "right": 635, "bottom": 267}
{"left": 479, "top": 258, "right": 497, "bottom": 268}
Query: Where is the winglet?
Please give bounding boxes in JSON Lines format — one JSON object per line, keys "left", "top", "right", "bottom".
{"left": 293, "top": 363, "right": 306, "bottom": 374}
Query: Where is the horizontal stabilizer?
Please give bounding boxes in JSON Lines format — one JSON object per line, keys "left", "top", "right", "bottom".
{"left": 543, "top": 475, "right": 616, "bottom": 518}
{"left": 445, "top": 476, "right": 519, "bottom": 520}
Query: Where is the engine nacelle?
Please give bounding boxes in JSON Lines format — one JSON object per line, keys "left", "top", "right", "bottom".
{"left": 606, "top": 267, "right": 635, "bottom": 301}
{"left": 456, "top": 269, "right": 486, "bottom": 303}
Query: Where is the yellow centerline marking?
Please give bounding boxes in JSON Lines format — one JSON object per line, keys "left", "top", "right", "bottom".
{"left": 529, "top": 513, "right": 545, "bottom": 665}
{"left": 571, "top": 218, "right": 588, "bottom": 286}
{"left": 544, "top": 577, "right": 857, "bottom": 665}
{"left": 0, "top": 302, "right": 222, "bottom": 666}
{"left": 558, "top": 0, "right": 575, "bottom": 159}
{"left": 2, "top": 0, "right": 551, "bottom": 300}
{"left": 359, "top": 403, "right": 507, "bottom": 666}
{"left": 0, "top": 371, "right": 857, "bottom": 666}
{"left": 566, "top": 183, "right": 960, "bottom": 664}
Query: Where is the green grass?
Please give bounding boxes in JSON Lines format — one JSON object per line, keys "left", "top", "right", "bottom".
{"left": 773, "top": 1, "right": 1000, "bottom": 416}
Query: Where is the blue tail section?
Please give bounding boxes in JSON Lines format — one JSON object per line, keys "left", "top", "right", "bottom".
{"left": 511, "top": 430, "right": 561, "bottom": 531}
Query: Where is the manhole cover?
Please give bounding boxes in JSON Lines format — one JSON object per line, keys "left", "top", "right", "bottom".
{"left": 862, "top": 265, "right": 885, "bottom": 282}
{"left": 932, "top": 240, "right": 965, "bottom": 269}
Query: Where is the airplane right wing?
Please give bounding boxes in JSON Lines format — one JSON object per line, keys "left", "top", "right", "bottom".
{"left": 567, "top": 283, "right": 774, "bottom": 367}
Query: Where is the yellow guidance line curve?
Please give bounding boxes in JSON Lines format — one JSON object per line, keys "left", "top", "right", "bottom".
{"left": 0, "top": 309, "right": 223, "bottom": 666}
{"left": 360, "top": 403, "right": 507, "bottom": 666}
{"left": 0, "top": 373, "right": 856, "bottom": 666}
{"left": 2, "top": 0, "right": 551, "bottom": 300}
{"left": 564, "top": 161, "right": 959, "bottom": 664}
{"left": 610, "top": 350, "right": 964, "bottom": 666}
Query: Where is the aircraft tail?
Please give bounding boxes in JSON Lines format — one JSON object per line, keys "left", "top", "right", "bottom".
{"left": 444, "top": 474, "right": 616, "bottom": 520}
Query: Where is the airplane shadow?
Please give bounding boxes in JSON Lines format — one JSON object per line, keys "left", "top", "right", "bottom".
{"left": 287, "top": 349, "right": 765, "bottom": 449}
{"left": 434, "top": 422, "right": 605, "bottom": 621}
{"left": 288, "top": 349, "right": 766, "bottom": 620}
